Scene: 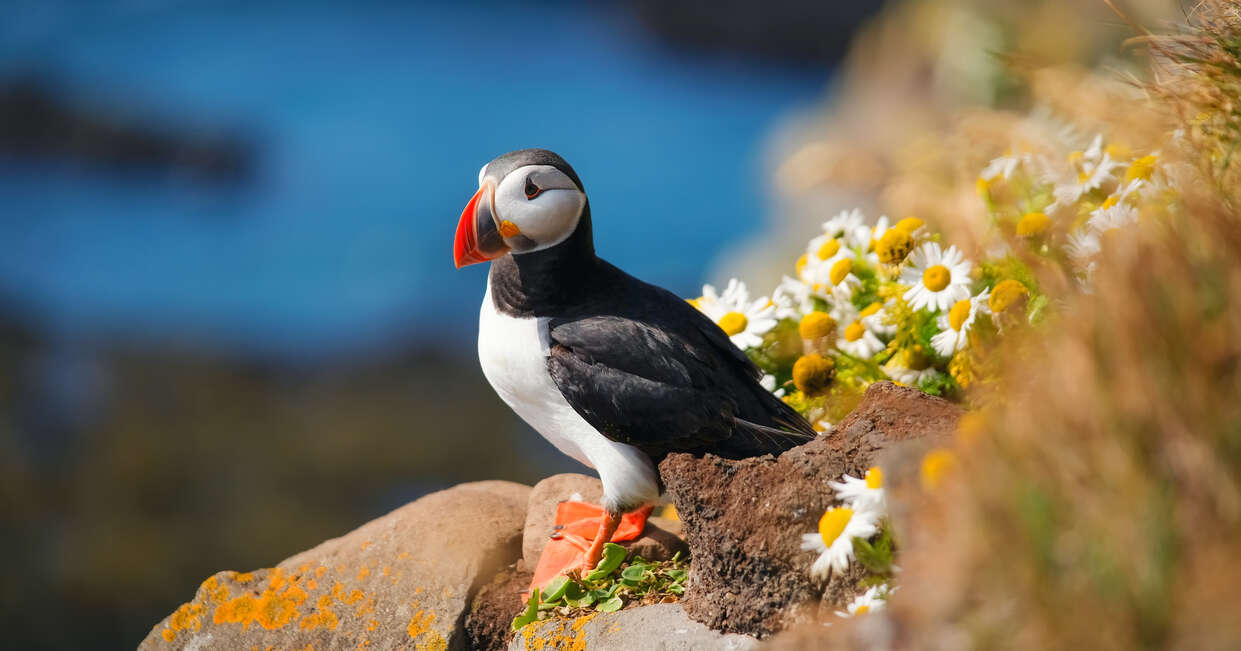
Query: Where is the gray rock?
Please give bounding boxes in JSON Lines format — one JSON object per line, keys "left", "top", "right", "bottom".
{"left": 140, "top": 480, "right": 530, "bottom": 650}
{"left": 508, "top": 603, "right": 761, "bottom": 651}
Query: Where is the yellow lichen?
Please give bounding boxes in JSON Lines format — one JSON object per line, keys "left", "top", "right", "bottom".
{"left": 407, "top": 607, "right": 437, "bottom": 640}
{"left": 299, "top": 594, "right": 339, "bottom": 631}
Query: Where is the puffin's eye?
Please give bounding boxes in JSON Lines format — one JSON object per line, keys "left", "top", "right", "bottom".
{"left": 524, "top": 177, "right": 542, "bottom": 200}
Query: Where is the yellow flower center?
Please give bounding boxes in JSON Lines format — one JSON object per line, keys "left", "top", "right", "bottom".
{"left": 1100, "top": 194, "right": 1119, "bottom": 210}
{"left": 976, "top": 177, "right": 991, "bottom": 198}
{"left": 922, "top": 265, "right": 951, "bottom": 292}
{"left": 687, "top": 297, "right": 702, "bottom": 309}
{"left": 864, "top": 466, "right": 883, "bottom": 489}
{"left": 920, "top": 448, "right": 957, "bottom": 490}
{"left": 829, "top": 258, "right": 853, "bottom": 285}
{"left": 717, "top": 312, "right": 748, "bottom": 336}
{"left": 1125, "top": 154, "right": 1157, "bottom": 183}
{"left": 948, "top": 299, "right": 972, "bottom": 331}
{"left": 859, "top": 302, "right": 882, "bottom": 318}
{"left": 1105, "top": 142, "right": 1130, "bottom": 158}
{"left": 876, "top": 229, "right": 913, "bottom": 265}
{"left": 989, "top": 279, "right": 1029, "bottom": 314}
{"left": 818, "top": 506, "right": 854, "bottom": 547}
{"left": 844, "top": 320, "right": 866, "bottom": 342}
{"left": 1016, "top": 212, "right": 1050, "bottom": 237}
{"left": 816, "top": 238, "right": 841, "bottom": 260}
{"left": 796, "top": 254, "right": 808, "bottom": 276}
{"left": 799, "top": 312, "right": 837, "bottom": 340}
{"left": 792, "top": 353, "right": 835, "bottom": 396}
{"left": 855, "top": 605, "right": 870, "bottom": 615}
{"left": 895, "top": 217, "right": 924, "bottom": 233}
{"left": 1067, "top": 150, "right": 1084, "bottom": 165}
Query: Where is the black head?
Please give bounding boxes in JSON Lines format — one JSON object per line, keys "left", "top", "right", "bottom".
{"left": 454, "top": 149, "right": 589, "bottom": 267}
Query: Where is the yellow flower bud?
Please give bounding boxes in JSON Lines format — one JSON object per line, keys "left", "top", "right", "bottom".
{"left": 792, "top": 353, "right": 835, "bottom": 397}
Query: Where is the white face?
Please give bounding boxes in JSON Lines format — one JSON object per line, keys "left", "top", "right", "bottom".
{"left": 482, "top": 163, "right": 585, "bottom": 254}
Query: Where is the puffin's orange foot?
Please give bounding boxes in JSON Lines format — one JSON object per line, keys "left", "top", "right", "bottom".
{"left": 580, "top": 510, "right": 622, "bottom": 572}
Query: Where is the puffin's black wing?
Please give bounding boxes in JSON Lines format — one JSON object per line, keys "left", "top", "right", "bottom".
{"left": 545, "top": 272, "right": 815, "bottom": 460}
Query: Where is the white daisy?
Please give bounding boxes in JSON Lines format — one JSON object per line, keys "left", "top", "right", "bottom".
{"left": 829, "top": 466, "right": 885, "bottom": 512}
{"left": 835, "top": 585, "right": 890, "bottom": 618}
{"left": 836, "top": 309, "right": 886, "bottom": 359}
{"left": 772, "top": 275, "right": 824, "bottom": 321}
{"left": 821, "top": 208, "right": 867, "bottom": 240}
{"left": 1066, "top": 229, "right": 1101, "bottom": 263}
{"left": 693, "top": 279, "right": 777, "bottom": 349}
{"left": 981, "top": 149, "right": 1030, "bottom": 181}
{"left": 1086, "top": 200, "right": 1138, "bottom": 233}
{"left": 882, "top": 350, "right": 943, "bottom": 387}
{"left": 800, "top": 504, "right": 880, "bottom": 580}
{"left": 1051, "top": 134, "right": 1123, "bottom": 206}
{"left": 759, "top": 373, "right": 785, "bottom": 398}
{"left": 900, "top": 243, "right": 972, "bottom": 312}
{"left": 931, "top": 289, "right": 990, "bottom": 357}
{"left": 859, "top": 300, "right": 896, "bottom": 336}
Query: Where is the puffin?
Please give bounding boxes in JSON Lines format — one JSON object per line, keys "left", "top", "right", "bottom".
{"left": 454, "top": 148, "right": 816, "bottom": 569}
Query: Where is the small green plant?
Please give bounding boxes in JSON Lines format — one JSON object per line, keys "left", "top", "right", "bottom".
{"left": 511, "top": 544, "right": 690, "bottom": 631}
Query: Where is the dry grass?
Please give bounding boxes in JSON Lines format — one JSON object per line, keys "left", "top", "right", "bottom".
{"left": 884, "top": 2, "right": 1241, "bottom": 649}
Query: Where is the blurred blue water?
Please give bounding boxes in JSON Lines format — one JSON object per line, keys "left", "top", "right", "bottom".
{"left": 0, "top": 0, "right": 826, "bottom": 360}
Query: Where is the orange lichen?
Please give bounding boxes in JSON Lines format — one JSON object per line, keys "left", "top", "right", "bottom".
{"left": 299, "top": 594, "right": 339, "bottom": 632}
{"left": 316, "top": 566, "right": 327, "bottom": 579}
{"left": 212, "top": 567, "right": 309, "bottom": 631}
{"left": 357, "top": 565, "right": 371, "bottom": 581}
{"left": 345, "top": 589, "right": 365, "bottom": 605}
{"left": 169, "top": 601, "right": 206, "bottom": 634}
{"left": 361, "top": 541, "right": 371, "bottom": 551}
{"left": 161, "top": 629, "right": 176, "bottom": 642}
{"left": 305, "top": 578, "right": 318, "bottom": 591}
{"left": 518, "top": 613, "right": 595, "bottom": 651}
{"left": 367, "top": 619, "right": 379, "bottom": 632}
{"left": 381, "top": 566, "right": 391, "bottom": 577}
{"left": 407, "top": 608, "right": 436, "bottom": 639}
{"left": 355, "top": 597, "right": 376, "bottom": 617}
{"left": 234, "top": 572, "right": 255, "bottom": 584}
{"left": 396, "top": 552, "right": 410, "bottom": 561}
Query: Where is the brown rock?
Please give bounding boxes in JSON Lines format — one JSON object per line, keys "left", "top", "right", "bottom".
{"left": 465, "top": 564, "right": 532, "bottom": 651}
{"left": 520, "top": 473, "right": 687, "bottom": 572}
{"left": 658, "top": 382, "right": 960, "bottom": 638}
{"left": 140, "top": 480, "right": 530, "bottom": 650}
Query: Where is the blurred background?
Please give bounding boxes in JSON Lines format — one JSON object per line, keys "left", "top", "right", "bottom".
{"left": 0, "top": 0, "right": 884, "bottom": 647}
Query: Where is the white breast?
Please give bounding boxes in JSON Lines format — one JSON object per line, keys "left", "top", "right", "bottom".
{"left": 477, "top": 281, "right": 660, "bottom": 512}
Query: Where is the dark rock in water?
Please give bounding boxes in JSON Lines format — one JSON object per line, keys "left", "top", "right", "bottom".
{"left": 0, "top": 78, "right": 254, "bottom": 183}
{"left": 659, "top": 382, "right": 961, "bottom": 638}
{"left": 521, "top": 472, "right": 688, "bottom": 572}
{"left": 466, "top": 564, "right": 531, "bottom": 651}
{"left": 139, "top": 480, "right": 530, "bottom": 650}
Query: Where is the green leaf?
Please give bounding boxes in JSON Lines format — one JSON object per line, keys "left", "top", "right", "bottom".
{"left": 584, "top": 543, "right": 627, "bottom": 581}
{"left": 510, "top": 589, "right": 540, "bottom": 631}
{"left": 542, "top": 575, "right": 570, "bottom": 603}
{"left": 566, "top": 591, "right": 596, "bottom": 608}
{"left": 596, "top": 596, "right": 624, "bottom": 613}
{"left": 665, "top": 569, "right": 687, "bottom": 582}
{"left": 620, "top": 564, "right": 648, "bottom": 582}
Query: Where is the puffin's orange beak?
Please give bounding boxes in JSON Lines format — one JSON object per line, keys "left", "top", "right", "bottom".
{"left": 453, "top": 184, "right": 508, "bottom": 268}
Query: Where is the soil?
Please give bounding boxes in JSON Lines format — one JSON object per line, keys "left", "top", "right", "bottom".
{"left": 465, "top": 564, "right": 532, "bottom": 651}
{"left": 658, "top": 382, "right": 961, "bottom": 638}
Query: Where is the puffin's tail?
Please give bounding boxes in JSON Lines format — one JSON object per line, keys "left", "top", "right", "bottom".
{"left": 719, "top": 416, "right": 816, "bottom": 459}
